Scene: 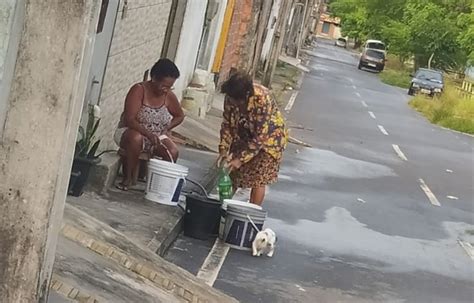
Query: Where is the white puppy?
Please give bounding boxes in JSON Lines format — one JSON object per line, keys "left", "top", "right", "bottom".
{"left": 252, "top": 228, "right": 277, "bottom": 257}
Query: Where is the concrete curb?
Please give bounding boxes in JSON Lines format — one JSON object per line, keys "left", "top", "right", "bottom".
{"left": 157, "top": 164, "right": 220, "bottom": 257}
{"left": 156, "top": 214, "right": 184, "bottom": 257}
{"left": 63, "top": 205, "right": 239, "bottom": 303}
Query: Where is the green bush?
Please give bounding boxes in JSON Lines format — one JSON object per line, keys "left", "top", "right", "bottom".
{"left": 409, "top": 84, "right": 474, "bottom": 134}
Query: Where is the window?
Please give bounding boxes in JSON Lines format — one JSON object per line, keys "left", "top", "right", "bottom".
{"left": 416, "top": 70, "right": 443, "bottom": 83}
{"left": 96, "top": 0, "right": 109, "bottom": 34}
{"left": 367, "top": 42, "right": 385, "bottom": 51}
{"left": 366, "top": 50, "right": 385, "bottom": 60}
{"left": 322, "top": 22, "right": 330, "bottom": 34}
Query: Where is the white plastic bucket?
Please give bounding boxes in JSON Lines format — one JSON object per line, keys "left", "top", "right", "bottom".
{"left": 223, "top": 204, "right": 267, "bottom": 250}
{"left": 218, "top": 199, "right": 262, "bottom": 240}
{"left": 145, "top": 159, "right": 189, "bottom": 206}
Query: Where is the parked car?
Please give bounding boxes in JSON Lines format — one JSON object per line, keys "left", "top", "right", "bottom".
{"left": 363, "top": 39, "right": 386, "bottom": 54}
{"left": 335, "top": 38, "right": 347, "bottom": 48}
{"left": 358, "top": 49, "right": 385, "bottom": 72}
{"left": 408, "top": 68, "right": 444, "bottom": 96}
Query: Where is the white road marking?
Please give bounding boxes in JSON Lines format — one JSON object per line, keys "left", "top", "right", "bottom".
{"left": 368, "top": 111, "right": 376, "bottom": 119}
{"left": 357, "top": 198, "right": 366, "bottom": 204}
{"left": 361, "top": 100, "right": 368, "bottom": 107}
{"left": 350, "top": 78, "right": 354, "bottom": 83}
{"left": 295, "top": 284, "right": 307, "bottom": 292}
{"left": 355, "top": 92, "right": 361, "bottom": 98}
{"left": 447, "top": 195, "right": 459, "bottom": 200}
{"left": 418, "top": 178, "right": 441, "bottom": 206}
{"left": 392, "top": 144, "right": 408, "bottom": 161}
{"left": 352, "top": 85, "right": 357, "bottom": 89}
{"left": 377, "top": 125, "right": 389, "bottom": 135}
{"left": 446, "top": 169, "right": 453, "bottom": 173}
{"left": 285, "top": 91, "right": 299, "bottom": 112}
{"left": 197, "top": 238, "right": 230, "bottom": 286}
{"left": 458, "top": 240, "right": 474, "bottom": 260}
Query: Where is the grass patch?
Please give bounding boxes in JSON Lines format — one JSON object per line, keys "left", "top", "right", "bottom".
{"left": 380, "top": 69, "right": 412, "bottom": 88}
{"left": 379, "top": 54, "right": 412, "bottom": 89}
{"left": 409, "top": 83, "right": 474, "bottom": 134}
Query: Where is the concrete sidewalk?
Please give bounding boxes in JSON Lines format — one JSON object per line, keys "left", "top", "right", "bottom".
{"left": 49, "top": 58, "right": 306, "bottom": 302}
{"left": 50, "top": 147, "right": 229, "bottom": 302}
{"left": 50, "top": 204, "right": 238, "bottom": 303}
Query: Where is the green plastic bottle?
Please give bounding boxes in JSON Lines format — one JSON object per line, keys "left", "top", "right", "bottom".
{"left": 218, "top": 168, "right": 233, "bottom": 202}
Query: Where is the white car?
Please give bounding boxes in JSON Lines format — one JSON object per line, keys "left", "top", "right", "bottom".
{"left": 335, "top": 38, "right": 347, "bottom": 48}
{"left": 363, "top": 39, "right": 386, "bottom": 54}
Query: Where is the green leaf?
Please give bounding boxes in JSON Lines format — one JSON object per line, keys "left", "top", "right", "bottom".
{"left": 78, "top": 125, "right": 85, "bottom": 141}
{"left": 87, "top": 140, "right": 101, "bottom": 158}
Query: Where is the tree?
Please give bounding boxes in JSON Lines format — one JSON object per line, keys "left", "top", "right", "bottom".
{"left": 404, "top": 1, "right": 463, "bottom": 69}
{"left": 329, "top": 0, "right": 369, "bottom": 47}
{"left": 329, "top": 0, "right": 472, "bottom": 70}
{"left": 381, "top": 20, "right": 411, "bottom": 63}
{"left": 457, "top": 9, "right": 474, "bottom": 65}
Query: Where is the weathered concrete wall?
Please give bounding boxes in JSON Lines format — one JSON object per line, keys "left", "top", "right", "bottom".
{"left": 0, "top": 1, "right": 100, "bottom": 302}
{"left": 96, "top": 0, "right": 172, "bottom": 151}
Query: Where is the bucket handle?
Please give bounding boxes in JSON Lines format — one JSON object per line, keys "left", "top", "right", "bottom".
{"left": 246, "top": 214, "right": 261, "bottom": 233}
{"left": 151, "top": 141, "right": 175, "bottom": 163}
{"left": 185, "top": 178, "right": 209, "bottom": 197}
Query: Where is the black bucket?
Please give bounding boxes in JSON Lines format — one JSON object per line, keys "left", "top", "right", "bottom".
{"left": 184, "top": 194, "right": 222, "bottom": 240}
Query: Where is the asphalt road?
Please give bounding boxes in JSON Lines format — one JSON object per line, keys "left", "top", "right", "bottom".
{"left": 166, "top": 40, "right": 474, "bottom": 303}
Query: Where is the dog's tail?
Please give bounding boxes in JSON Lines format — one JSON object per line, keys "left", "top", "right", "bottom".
{"left": 246, "top": 215, "right": 261, "bottom": 233}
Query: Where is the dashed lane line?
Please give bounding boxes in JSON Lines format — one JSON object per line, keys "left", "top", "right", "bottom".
{"left": 377, "top": 125, "right": 389, "bottom": 135}
{"left": 285, "top": 91, "right": 299, "bottom": 112}
{"left": 418, "top": 178, "right": 441, "bottom": 206}
{"left": 392, "top": 144, "right": 408, "bottom": 161}
{"left": 458, "top": 240, "right": 474, "bottom": 260}
{"left": 361, "top": 100, "right": 368, "bottom": 107}
{"left": 368, "top": 111, "right": 376, "bottom": 119}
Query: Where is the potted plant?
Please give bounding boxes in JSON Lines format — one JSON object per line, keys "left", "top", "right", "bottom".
{"left": 68, "top": 105, "right": 102, "bottom": 196}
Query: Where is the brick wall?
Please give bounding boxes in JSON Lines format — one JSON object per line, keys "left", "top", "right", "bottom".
{"left": 96, "top": 0, "right": 172, "bottom": 150}
{"left": 217, "top": 1, "right": 241, "bottom": 85}
{"left": 217, "top": 0, "right": 257, "bottom": 85}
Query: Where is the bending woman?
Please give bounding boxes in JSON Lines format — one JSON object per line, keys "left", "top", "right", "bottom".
{"left": 218, "top": 72, "right": 288, "bottom": 206}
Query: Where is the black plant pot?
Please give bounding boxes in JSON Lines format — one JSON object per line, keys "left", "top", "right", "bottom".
{"left": 68, "top": 157, "right": 101, "bottom": 197}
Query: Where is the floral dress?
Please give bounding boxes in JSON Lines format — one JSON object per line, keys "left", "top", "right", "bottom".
{"left": 219, "top": 84, "right": 288, "bottom": 188}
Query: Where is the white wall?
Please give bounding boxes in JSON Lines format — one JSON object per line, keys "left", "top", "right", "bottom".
{"left": 173, "top": 0, "right": 208, "bottom": 101}
{"left": 94, "top": 0, "right": 173, "bottom": 150}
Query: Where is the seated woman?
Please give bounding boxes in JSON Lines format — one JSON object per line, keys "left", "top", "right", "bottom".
{"left": 115, "top": 59, "right": 185, "bottom": 191}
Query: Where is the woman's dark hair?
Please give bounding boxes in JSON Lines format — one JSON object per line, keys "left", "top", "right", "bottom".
{"left": 221, "top": 71, "right": 254, "bottom": 101}
{"left": 150, "top": 58, "right": 180, "bottom": 80}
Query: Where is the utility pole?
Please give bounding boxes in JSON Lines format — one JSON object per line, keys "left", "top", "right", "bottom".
{"left": 250, "top": 0, "right": 273, "bottom": 77}
{"left": 0, "top": 1, "right": 99, "bottom": 302}
{"left": 263, "top": 0, "right": 294, "bottom": 87}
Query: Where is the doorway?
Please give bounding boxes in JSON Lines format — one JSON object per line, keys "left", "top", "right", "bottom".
{"left": 83, "top": 0, "right": 120, "bottom": 108}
